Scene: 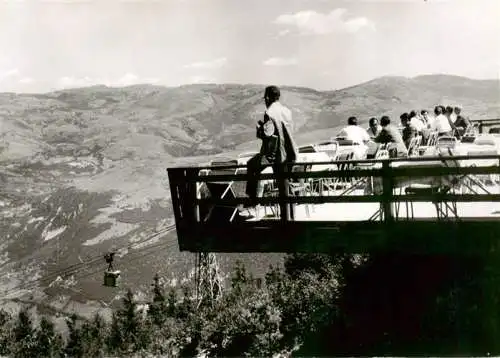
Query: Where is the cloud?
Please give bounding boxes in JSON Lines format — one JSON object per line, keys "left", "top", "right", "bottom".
{"left": 263, "top": 57, "right": 298, "bottom": 66}
{"left": 56, "top": 73, "right": 160, "bottom": 89}
{"left": 0, "top": 68, "right": 21, "bottom": 81}
{"left": 273, "top": 8, "right": 375, "bottom": 35}
{"left": 188, "top": 75, "right": 217, "bottom": 84}
{"left": 18, "top": 77, "right": 34, "bottom": 84}
{"left": 57, "top": 76, "right": 96, "bottom": 88}
{"left": 183, "top": 57, "right": 228, "bottom": 69}
{"left": 114, "top": 72, "right": 160, "bottom": 86}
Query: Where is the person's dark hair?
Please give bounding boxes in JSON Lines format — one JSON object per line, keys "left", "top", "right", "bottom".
{"left": 369, "top": 117, "right": 378, "bottom": 126}
{"left": 434, "top": 106, "right": 442, "bottom": 115}
{"left": 400, "top": 112, "right": 409, "bottom": 121}
{"left": 445, "top": 106, "right": 453, "bottom": 114}
{"left": 264, "top": 86, "right": 281, "bottom": 102}
{"left": 421, "top": 109, "right": 428, "bottom": 115}
{"left": 454, "top": 106, "right": 461, "bottom": 114}
{"left": 409, "top": 110, "right": 417, "bottom": 118}
{"left": 380, "top": 116, "right": 390, "bottom": 126}
{"left": 348, "top": 116, "right": 358, "bottom": 125}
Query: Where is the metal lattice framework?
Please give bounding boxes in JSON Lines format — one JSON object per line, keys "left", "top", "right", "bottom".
{"left": 194, "top": 252, "right": 224, "bottom": 308}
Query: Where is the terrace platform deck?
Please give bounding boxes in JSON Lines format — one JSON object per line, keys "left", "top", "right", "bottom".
{"left": 167, "top": 153, "right": 500, "bottom": 255}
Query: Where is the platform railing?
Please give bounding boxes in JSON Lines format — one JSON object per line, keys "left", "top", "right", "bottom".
{"left": 470, "top": 118, "right": 500, "bottom": 134}
{"left": 167, "top": 154, "right": 500, "bottom": 236}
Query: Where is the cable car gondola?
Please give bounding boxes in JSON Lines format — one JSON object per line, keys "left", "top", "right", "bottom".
{"left": 103, "top": 252, "right": 121, "bottom": 288}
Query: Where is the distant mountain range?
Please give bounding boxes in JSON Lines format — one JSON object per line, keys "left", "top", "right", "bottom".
{"left": 1, "top": 74, "right": 499, "bottom": 318}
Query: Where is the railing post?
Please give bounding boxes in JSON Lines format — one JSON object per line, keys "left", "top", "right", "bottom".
{"left": 185, "top": 169, "right": 200, "bottom": 224}
{"left": 381, "top": 160, "right": 394, "bottom": 223}
{"left": 277, "top": 163, "right": 291, "bottom": 222}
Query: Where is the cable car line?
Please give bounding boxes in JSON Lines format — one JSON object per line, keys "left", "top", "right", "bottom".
{"left": 1, "top": 224, "right": 178, "bottom": 298}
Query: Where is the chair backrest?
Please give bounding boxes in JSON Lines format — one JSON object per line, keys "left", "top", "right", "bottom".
{"left": 334, "top": 151, "right": 355, "bottom": 169}
{"left": 203, "top": 182, "right": 238, "bottom": 223}
{"left": 298, "top": 145, "right": 317, "bottom": 153}
{"left": 375, "top": 148, "right": 389, "bottom": 159}
{"left": 315, "top": 141, "right": 339, "bottom": 159}
{"left": 336, "top": 138, "right": 357, "bottom": 146}
{"left": 427, "top": 131, "right": 439, "bottom": 146}
{"left": 462, "top": 123, "right": 478, "bottom": 137}
{"left": 333, "top": 151, "right": 355, "bottom": 183}
{"left": 461, "top": 135, "right": 476, "bottom": 143}
{"left": 407, "top": 135, "right": 422, "bottom": 156}
{"left": 436, "top": 136, "right": 457, "bottom": 149}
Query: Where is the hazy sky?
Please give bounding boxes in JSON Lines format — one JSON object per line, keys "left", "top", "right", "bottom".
{"left": 0, "top": 0, "right": 498, "bottom": 93}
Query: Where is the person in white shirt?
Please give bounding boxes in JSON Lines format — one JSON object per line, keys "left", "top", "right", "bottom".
{"left": 432, "top": 105, "right": 452, "bottom": 136}
{"left": 337, "top": 116, "right": 371, "bottom": 144}
{"left": 446, "top": 106, "right": 457, "bottom": 124}
{"left": 421, "top": 110, "right": 434, "bottom": 129}
{"left": 266, "top": 95, "right": 294, "bottom": 133}
{"left": 409, "top": 110, "right": 426, "bottom": 133}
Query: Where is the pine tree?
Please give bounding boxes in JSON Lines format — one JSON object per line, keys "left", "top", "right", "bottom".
{"left": 0, "top": 309, "right": 12, "bottom": 356}
{"left": 120, "top": 288, "right": 141, "bottom": 352}
{"left": 64, "top": 314, "right": 83, "bottom": 358}
{"left": 12, "top": 307, "right": 35, "bottom": 358}
{"left": 34, "top": 316, "right": 63, "bottom": 358}
{"left": 81, "top": 313, "right": 106, "bottom": 358}
{"left": 148, "top": 273, "right": 167, "bottom": 327}
{"left": 106, "top": 312, "right": 123, "bottom": 355}
{"left": 166, "top": 287, "right": 177, "bottom": 317}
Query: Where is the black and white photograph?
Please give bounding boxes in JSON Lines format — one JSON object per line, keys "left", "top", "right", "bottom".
{"left": 0, "top": 0, "right": 499, "bottom": 356}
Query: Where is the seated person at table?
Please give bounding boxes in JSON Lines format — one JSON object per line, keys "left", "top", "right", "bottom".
{"left": 367, "top": 117, "right": 382, "bottom": 138}
{"left": 409, "top": 110, "right": 426, "bottom": 133}
{"left": 453, "top": 106, "right": 470, "bottom": 138}
{"left": 400, "top": 113, "right": 417, "bottom": 148}
{"left": 431, "top": 105, "right": 453, "bottom": 137}
{"left": 374, "top": 115, "right": 408, "bottom": 158}
{"left": 337, "top": 116, "right": 371, "bottom": 145}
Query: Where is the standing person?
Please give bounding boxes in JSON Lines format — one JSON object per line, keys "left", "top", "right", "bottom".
{"left": 242, "top": 85, "right": 298, "bottom": 218}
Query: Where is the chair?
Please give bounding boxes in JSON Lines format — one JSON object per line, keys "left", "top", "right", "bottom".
{"left": 330, "top": 151, "right": 371, "bottom": 196}
{"left": 200, "top": 160, "right": 242, "bottom": 223}
{"left": 202, "top": 182, "right": 240, "bottom": 223}
{"left": 264, "top": 164, "right": 314, "bottom": 219}
{"left": 407, "top": 135, "right": 422, "bottom": 156}
{"left": 315, "top": 140, "right": 339, "bottom": 160}
{"left": 436, "top": 136, "right": 457, "bottom": 149}
{"left": 288, "top": 164, "right": 314, "bottom": 218}
{"left": 402, "top": 150, "right": 460, "bottom": 221}
{"left": 418, "top": 131, "right": 438, "bottom": 155}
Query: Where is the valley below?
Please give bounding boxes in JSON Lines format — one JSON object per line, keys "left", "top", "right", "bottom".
{"left": 1, "top": 75, "right": 499, "bottom": 322}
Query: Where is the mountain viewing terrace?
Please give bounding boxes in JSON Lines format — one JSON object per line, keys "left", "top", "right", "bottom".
{"left": 168, "top": 119, "right": 500, "bottom": 255}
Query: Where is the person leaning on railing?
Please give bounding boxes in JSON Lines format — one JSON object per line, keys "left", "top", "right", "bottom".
{"left": 374, "top": 115, "right": 408, "bottom": 158}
